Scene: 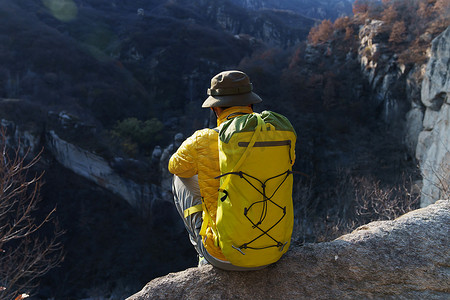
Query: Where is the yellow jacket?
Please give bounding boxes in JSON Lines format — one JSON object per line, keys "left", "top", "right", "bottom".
{"left": 168, "top": 106, "right": 254, "bottom": 260}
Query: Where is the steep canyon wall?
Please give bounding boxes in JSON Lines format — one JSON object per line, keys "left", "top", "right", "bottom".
{"left": 414, "top": 27, "right": 450, "bottom": 206}
{"left": 359, "top": 22, "right": 450, "bottom": 207}
{"left": 1, "top": 114, "right": 168, "bottom": 211}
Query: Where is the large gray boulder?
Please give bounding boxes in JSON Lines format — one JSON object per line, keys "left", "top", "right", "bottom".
{"left": 127, "top": 200, "right": 449, "bottom": 300}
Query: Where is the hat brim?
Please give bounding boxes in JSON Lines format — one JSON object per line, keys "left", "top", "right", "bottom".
{"left": 202, "top": 92, "right": 262, "bottom": 108}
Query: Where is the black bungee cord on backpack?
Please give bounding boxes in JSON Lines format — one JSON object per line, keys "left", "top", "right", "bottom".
{"left": 215, "top": 169, "right": 294, "bottom": 254}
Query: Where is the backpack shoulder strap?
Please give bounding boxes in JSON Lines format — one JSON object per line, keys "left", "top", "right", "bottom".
{"left": 217, "top": 113, "right": 264, "bottom": 193}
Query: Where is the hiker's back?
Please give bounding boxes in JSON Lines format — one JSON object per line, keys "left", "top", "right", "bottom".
{"left": 215, "top": 111, "right": 296, "bottom": 267}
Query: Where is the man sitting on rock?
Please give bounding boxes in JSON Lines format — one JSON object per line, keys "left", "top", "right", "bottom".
{"left": 168, "top": 70, "right": 295, "bottom": 270}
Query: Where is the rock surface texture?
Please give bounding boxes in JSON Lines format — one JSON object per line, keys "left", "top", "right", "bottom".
{"left": 416, "top": 26, "right": 450, "bottom": 207}
{"left": 127, "top": 200, "right": 450, "bottom": 300}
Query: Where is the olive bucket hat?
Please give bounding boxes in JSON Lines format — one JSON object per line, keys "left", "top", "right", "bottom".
{"left": 202, "top": 70, "right": 262, "bottom": 108}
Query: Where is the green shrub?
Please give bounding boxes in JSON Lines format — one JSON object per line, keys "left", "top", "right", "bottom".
{"left": 112, "top": 117, "right": 164, "bottom": 155}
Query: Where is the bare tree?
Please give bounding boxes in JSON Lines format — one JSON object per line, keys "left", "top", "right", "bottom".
{"left": 422, "top": 157, "right": 450, "bottom": 202}
{"left": 434, "top": 162, "right": 449, "bottom": 200}
{"left": 0, "top": 129, "right": 63, "bottom": 299}
{"left": 353, "top": 175, "right": 420, "bottom": 224}
{"left": 292, "top": 168, "right": 421, "bottom": 245}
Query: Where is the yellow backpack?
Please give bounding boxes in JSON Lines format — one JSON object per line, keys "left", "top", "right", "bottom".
{"left": 214, "top": 111, "right": 296, "bottom": 267}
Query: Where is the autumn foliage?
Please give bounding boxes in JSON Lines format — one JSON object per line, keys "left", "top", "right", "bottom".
{"left": 389, "top": 21, "right": 407, "bottom": 44}
{"left": 307, "top": 0, "right": 450, "bottom": 65}
{"left": 308, "top": 20, "right": 334, "bottom": 46}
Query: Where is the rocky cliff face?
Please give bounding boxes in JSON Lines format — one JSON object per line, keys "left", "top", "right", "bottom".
{"left": 127, "top": 200, "right": 450, "bottom": 300}
{"left": 1, "top": 111, "right": 171, "bottom": 212}
{"left": 359, "top": 21, "right": 450, "bottom": 207}
{"left": 191, "top": 0, "right": 316, "bottom": 48}
{"left": 46, "top": 130, "right": 163, "bottom": 209}
{"left": 415, "top": 26, "right": 450, "bottom": 207}
{"left": 1, "top": 117, "right": 41, "bottom": 157}
{"left": 228, "top": 0, "right": 353, "bottom": 20}
{"left": 358, "top": 19, "right": 410, "bottom": 124}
